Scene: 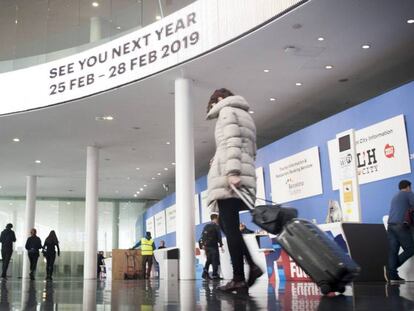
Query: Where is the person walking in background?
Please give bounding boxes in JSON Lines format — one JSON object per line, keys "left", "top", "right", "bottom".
{"left": 97, "top": 251, "right": 105, "bottom": 278}
{"left": 131, "top": 232, "right": 155, "bottom": 279}
{"left": 387, "top": 180, "right": 414, "bottom": 283}
{"left": 239, "top": 223, "right": 254, "bottom": 234}
{"left": 0, "top": 223, "right": 16, "bottom": 279}
{"left": 43, "top": 230, "right": 60, "bottom": 281}
{"left": 206, "top": 88, "right": 263, "bottom": 293}
{"left": 158, "top": 240, "right": 166, "bottom": 249}
{"left": 199, "top": 213, "right": 223, "bottom": 280}
{"left": 25, "top": 228, "right": 42, "bottom": 280}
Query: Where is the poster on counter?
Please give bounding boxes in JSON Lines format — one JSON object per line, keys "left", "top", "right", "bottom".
{"left": 269, "top": 147, "right": 323, "bottom": 204}
{"left": 328, "top": 115, "right": 411, "bottom": 190}
{"left": 200, "top": 190, "right": 211, "bottom": 223}
{"left": 166, "top": 205, "right": 176, "bottom": 234}
{"left": 145, "top": 217, "right": 155, "bottom": 238}
{"left": 154, "top": 210, "right": 166, "bottom": 238}
{"left": 194, "top": 194, "right": 201, "bottom": 225}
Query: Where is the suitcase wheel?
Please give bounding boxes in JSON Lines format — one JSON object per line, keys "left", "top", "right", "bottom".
{"left": 319, "top": 282, "right": 332, "bottom": 295}
{"left": 337, "top": 286, "right": 346, "bottom": 294}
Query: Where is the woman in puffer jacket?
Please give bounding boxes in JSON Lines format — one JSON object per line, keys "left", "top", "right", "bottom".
{"left": 206, "top": 88, "right": 263, "bottom": 293}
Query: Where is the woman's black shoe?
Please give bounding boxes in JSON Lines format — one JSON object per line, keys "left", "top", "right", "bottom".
{"left": 217, "top": 280, "right": 248, "bottom": 294}
{"left": 247, "top": 265, "right": 263, "bottom": 287}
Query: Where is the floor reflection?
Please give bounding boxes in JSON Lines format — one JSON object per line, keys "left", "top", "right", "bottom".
{"left": 0, "top": 278, "right": 413, "bottom": 310}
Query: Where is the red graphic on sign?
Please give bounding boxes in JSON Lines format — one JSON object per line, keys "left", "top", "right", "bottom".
{"left": 384, "top": 144, "right": 395, "bottom": 158}
{"left": 281, "top": 250, "right": 311, "bottom": 281}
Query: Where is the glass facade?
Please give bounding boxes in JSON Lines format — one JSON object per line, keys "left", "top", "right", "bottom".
{"left": 0, "top": 198, "right": 146, "bottom": 278}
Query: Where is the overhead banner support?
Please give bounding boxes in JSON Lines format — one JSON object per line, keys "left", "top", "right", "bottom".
{"left": 336, "top": 130, "right": 361, "bottom": 222}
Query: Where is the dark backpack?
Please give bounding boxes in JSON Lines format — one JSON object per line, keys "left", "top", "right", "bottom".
{"left": 199, "top": 223, "right": 217, "bottom": 249}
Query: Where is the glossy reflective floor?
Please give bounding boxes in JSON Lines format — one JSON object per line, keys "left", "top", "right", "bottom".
{"left": 1, "top": 278, "right": 414, "bottom": 310}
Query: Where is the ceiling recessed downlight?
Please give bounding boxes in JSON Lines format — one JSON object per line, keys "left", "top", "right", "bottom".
{"left": 92, "top": 2, "right": 99, "bottom": 7}
{"left": 13, "top": 138, "right": 20, "bottom": 142}
{"left": 172, "top": 162, "right": 176, "bottom": 166}
{"left": 95, "top": 116, "right": 114, "bottom": 121}
{"left": 35, "top": 160, "right": 41, "bottom": 164}
{"left": 407, "top": 19, "right": 414, "bottom": 24}
{"left": 166, "top": 142, "right": 171, "bottom": 145}
{"left": 362, "top": 44, "right": 371, "bottom": 49}
{"left": 116, "top": 26, "right": 122, "bottom": 30}
{"left": 263, "top": 69, "right": 270, "bottom": 73}
{"left": 157, "top": 172, "right": 161, "bottom": 176}
{"left": 164, "top": 168, "right": 168, "bottom": 171}
{"left": 325, "top": 65, "right": 333, "bottom": 70}
{"left": 136, "top": 167, "right": 140, "bottom": 170}
{"left": 295, "top": 82, "right": 303, "bottom": 86}
{"left": 134, "top": 194, "right": 138, "bottom": 197}
{"left": 317, "top": 37, "right": 325, "bottom": 41}
{"left": 249, "top": 110, "right": 254, "bottom": 114}
{"left": 156, "top": 15, "right": 161, "bottom": 20}
{"left": 152, "top": 177, "right": 155, "bottom": 180}
{"left": 140, "top": 188, "right": 144, "bottom": 191}
{"left": 270, "top": 98, "right": 276, "bottom": 102}
{"left": 144, "top": 185, "right": 147, "bottom": 187}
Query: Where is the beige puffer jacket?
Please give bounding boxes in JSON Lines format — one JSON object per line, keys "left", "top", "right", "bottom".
{"left": 206, "top": 95, "right": 257, "bottom": 206}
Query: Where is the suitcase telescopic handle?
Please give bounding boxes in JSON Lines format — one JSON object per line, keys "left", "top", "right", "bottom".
{"left": 230, "top": 184, "right": 255, "bottom": 210}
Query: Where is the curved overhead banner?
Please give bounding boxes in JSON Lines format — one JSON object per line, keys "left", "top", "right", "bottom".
{"left": 0, "top": 0, "right": 306, "bottom": 115}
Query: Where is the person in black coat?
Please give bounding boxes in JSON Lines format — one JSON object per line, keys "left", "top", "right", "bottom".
{"left": 0, "top": 223, "right": 16, "bottom": 279}
{"left": 43, "top": 230, "right": 60, "bottom": 281}
{"left": 25, "top": 228, "right": 42, "bottom": 280}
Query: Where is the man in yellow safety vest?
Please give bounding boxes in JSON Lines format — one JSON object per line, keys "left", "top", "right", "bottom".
{"left": 132, "top": 231, "right": 156, "bottom": 279}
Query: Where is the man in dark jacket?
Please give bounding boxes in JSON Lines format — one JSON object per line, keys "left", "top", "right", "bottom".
{"left": 199, "top": 213, "right": 223, "bottom": 280}
{"left": 25, "top": 228, "right": 43, "bottom": 280}
{"left": 0, "top": 223, "right": 16, "bottom": 279}
{"left": 387, "top": 180, "right": 414, "bottom": 283}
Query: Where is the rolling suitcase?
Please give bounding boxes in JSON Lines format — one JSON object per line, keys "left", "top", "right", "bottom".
{"left": 277, "top": 219, "right": 361, "bottom": 294}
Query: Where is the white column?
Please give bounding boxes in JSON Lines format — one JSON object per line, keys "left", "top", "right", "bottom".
{"left": 112, "top": 201, "right": 120, "bottom": 250}
{"left": 175, "top": 78, "right": 195, "bottom": 280}
{"left": 22, "top": 175, "right": 37, "bottom": 279}
{"left": 90, "top": 16, "right": 102, "bottom": 43}
{"left": 84, "top": 146, "right": 99, "bottom": 280}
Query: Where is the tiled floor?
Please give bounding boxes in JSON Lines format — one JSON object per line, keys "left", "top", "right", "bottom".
{"left": 0, "top": 278, "right": 413, "bottom": 310}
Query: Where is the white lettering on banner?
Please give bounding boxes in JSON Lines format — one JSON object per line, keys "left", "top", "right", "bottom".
{"left": 0, "top": 0, "right": 306, "bottom": 115}
{"left": 269, "top": 147, "right": 323, "bottom": 204}
{"left": 328, "top": 115, "right": 411, "bottom": 190}
{"left": 290, "top": 262, "right": 308, "bottom": 278}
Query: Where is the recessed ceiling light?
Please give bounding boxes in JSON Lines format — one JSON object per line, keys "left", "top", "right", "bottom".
{"left": 152, "top": 177, "right": 155, "bottom": 180}
{"left": 166, "top": 142, "right": 171, "bottom": 145}
{"left": 66, "top": 202, "right": 71, "bottom": 205}
{"left": 317, "top": 37, "right": 325, "bottom": 41}
{"left": 95, "top": 116, "right": 113, "bottom": 121}
{"left": 13, "top": 138, "right": 20, "bottom": 142}
{"left": 136, "top": 167, "right": 140, "bottom": 170}
{"left": 144, "top": 185, "right": 147, "bottom": 187}
{"left": 134, "top": 194, "right": 138, "bottom": 197}
{"left": 140, "top": 188, "right": 144, "bottom": 191}
{"left": 164, "top": 168, "right": 168, "bottom": 171}
{"left": 92, "top": 2, "right": 99, "bottom": 7}
{"left": 156, "top": 15, "right": 161, "bottom": 20}
{"left": 270, "top": 98, "right": 276, "bottom": 102}
{"left": 295, "top": 82, "right": 302, "bottom": 86}
{"left": 361, "top": 44, "right": 371, "bottom": 49}
{"left": 116, "top": 26, "right": 122, "bottom": 30}
{"left": 15, "top": 20, "right": 18, "bottom": 24}
{"left": 157, "top": 172, "right": 161, "bottom": 176}
{"left": 325, "top": 65, "right": 333, "bottom": 69}
{"left": 407, "top": 19, "right": 414, "bottom": 24}
{"left": 249, "top": 110, "right": 254, "bottom": 114}
{"left": 35, "top": 160, "right": 41, "bottom": 164}
{"left": 172, "top": 162, "right": 176, "bottom": 166}
{"left": 263, "top": 69, "right": 270, "bottom": 73}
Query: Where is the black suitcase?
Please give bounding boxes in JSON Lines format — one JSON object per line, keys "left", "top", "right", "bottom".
{"left": 277, "top": 218, "right": 360, "bottom": 294}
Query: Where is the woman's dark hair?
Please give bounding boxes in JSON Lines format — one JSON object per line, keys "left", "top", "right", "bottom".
{"left": 207, "top": 88, "right": 234, "bottom": 112}
{"left": 45, "top": 230, "right": 59, "bottom": 244}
